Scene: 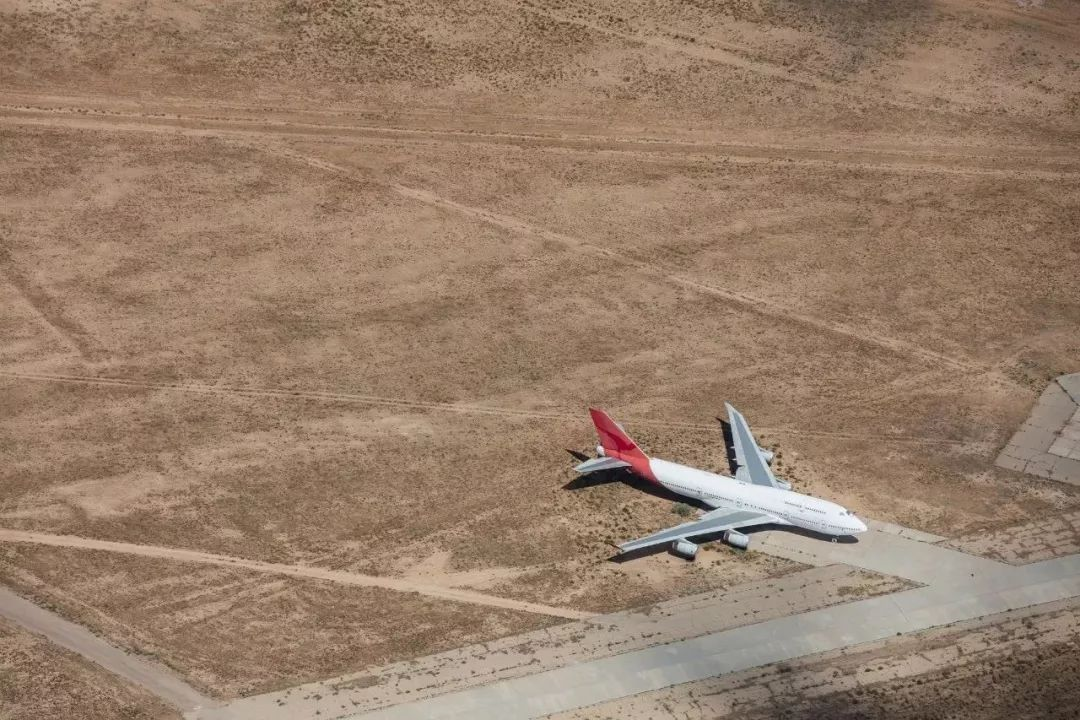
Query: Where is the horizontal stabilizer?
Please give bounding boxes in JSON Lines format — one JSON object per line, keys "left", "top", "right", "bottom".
{"left": 573, "top": 456, "right": 631, "bottom": 474}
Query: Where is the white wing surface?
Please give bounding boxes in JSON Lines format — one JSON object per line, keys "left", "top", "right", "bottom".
{"left": 726, "top": 402, "right": 781, "bottom": 489}
{"left": 617, "top": 508, "right": 774, "bottom": 553}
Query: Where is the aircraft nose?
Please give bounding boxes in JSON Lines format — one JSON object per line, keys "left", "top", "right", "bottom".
{"left": 854, "top": 517, "right": 868, "bottom": 533}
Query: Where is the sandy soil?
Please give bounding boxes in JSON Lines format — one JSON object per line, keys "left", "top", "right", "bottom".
{"left": 1, "top": 0, "right": 1079, "bottom": 709}
{"left": 0, "top": 544, "right": 561, "bottom": 698}
{"left": 0, "top": 615, "right": 179, "bottom": 720}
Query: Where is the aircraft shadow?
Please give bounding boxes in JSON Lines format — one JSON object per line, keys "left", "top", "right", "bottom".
{"left": 608, "top": 523, "right": 860, "bottom": 562}
{"left": 716, "top": 417, "right": 738, "bottom": 475}
{"left": 748, "top": 523, "right": 861, "bottom": 545}
{"left": 562, "top": 450, "right": 711, "bottom": 509}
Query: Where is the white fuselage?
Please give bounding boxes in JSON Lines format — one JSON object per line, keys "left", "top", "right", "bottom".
{"left": 648, "top": 458, "right": 867, "bottom": 537}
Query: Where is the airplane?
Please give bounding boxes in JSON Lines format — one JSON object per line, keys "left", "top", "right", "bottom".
{"left": 574, "top": 403, "right": 867, "bottom": 559}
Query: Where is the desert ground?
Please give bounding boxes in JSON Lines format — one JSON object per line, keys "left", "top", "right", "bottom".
{"left": 1, "top": 0, "right": 1079, "bottom": 717}
{"left": 0, "top": 613, "right": 178, "bottom": 720}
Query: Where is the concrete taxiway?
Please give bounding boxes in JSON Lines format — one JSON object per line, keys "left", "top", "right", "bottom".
{"left": 997, "top": 373, "right": 1080, "bottom": 484}
{"left": 0, "top": 585, "right": 214, "bottom": 713}
{"left": 188, "top": 522, "right": 1080, "bottom": 720}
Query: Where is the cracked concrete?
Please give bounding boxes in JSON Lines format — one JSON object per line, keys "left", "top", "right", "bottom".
{"left": 996, "top": 374, "right": 1080, "bottom": 484}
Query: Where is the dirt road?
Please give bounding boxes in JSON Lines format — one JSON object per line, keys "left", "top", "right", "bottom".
{"left": 0, "top": 529, "right": 590, "bottom": 621}
{"left": 0, "top": 370, "right": 990, "bottom": 448}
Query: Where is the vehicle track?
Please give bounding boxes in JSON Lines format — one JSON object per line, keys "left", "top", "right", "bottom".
{"left": 0, "top": 529, "right": 591, "bottom": 621}
{"left": 0, "top": 370, "right": 990, "bottom": 448}
{"left": 277, "top": 152, "right": 989, "bottom": 377}
{"left": 0, "top": 244, "right": 102, "bottom": 360}
{"left": 524, "top": 0, "right": 1080, "bottom": 118}
{"left": 0, "top": 104, "right": 1024, "bottom": 392}
{"left": 520, "top": 3, "right": 947, "bottom": 117}
{"left": 1, "top": 106, "right": 1076, "bottom": 180}
{"left": 3, "top": 89, "right": 1077, "bottom": 156}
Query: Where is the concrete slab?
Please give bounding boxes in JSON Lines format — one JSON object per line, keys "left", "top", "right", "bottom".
{"left": 1051, "top": 457, "right": 1080, "bottom": 483}
{"left": 995, "top": 451, "right": 1029, "bottom": 472}
{"left": 1050, "top": 436, "right": 1080, "bottom": 460}
{"left": 343, "top": 566, "right": 1080, "bottom": 720}
{"left": 1035, "top": 383, "right": 1077, "bottom": 427}
{"left": 1027, "top": 454, "right": 1057, "bottom": 477}
{"left": 752, "top": 528, "right": 1001, "bottom": 586}
{"left": 1049, "top": 408, "right": 1080, "bottom": 460}
{"left": 997, "top": 374, "right": 1080, "bottom": 485}
{"left": 1058, "top": 373, "right": 1080, "bottom": 404}
{"left": 865, "top": 519, "right": 945, "bottom": 544}
{"left": 1008, "top": 426, "right": 1055, "bottom": 452}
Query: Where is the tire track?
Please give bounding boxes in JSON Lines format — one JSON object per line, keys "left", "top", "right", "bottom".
{"left": 523, "top": 1, "right": 1080, "bottom": 118}
{"left": 0, "top": 105, "right": 1015, "bottom": 417}
{"left": 3, "top": 90, "right": 1077, "bottom": 157}
{"left": 0, "top": 529, "right": 592, "bottom": 621}
{"left": 1, "top": 106, "right": 1076, "bottom": 180}
{"left": 0, "top": 370, "right": 990, "bottom": 448}
{"left": 276, "top": 153, "right": 983, "bottom": 377}
{"left": 0, "top": 244, "right": 103, "bottom": 360}
{"left": 520, "top": 4, "right": 937, "bottom": 117}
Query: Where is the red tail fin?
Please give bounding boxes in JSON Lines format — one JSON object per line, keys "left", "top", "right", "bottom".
{"left": 589, "top": 408, "right": 648, "bottom": 461}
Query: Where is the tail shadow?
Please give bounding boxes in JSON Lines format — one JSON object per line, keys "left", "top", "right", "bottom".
{"left": 562, "top": 449, "right": 621, "bottom": 490}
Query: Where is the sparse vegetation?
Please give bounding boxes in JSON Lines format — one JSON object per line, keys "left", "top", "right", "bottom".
{"left": 1, "top": 0, "right": 1078, "bottom": 713}
{"left": 672, "top": 502, "right": 695, "bottom": 518}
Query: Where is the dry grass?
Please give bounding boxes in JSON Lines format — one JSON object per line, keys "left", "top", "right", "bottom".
{"left": 0, "top": 615, "right": 178, "bottom": 720}
{"left": 0, "top": 545, "right": 555, "bottom": 698}
{"left": 1, "top": 0, "right": 1079, "bottom": 709}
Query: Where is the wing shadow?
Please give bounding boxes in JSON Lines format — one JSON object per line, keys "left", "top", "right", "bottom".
{"left": 716, "top": 417, "right": 738, "bottom": 475}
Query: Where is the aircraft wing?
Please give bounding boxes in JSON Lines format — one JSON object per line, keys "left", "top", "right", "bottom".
{"left": 617, "top": 508, "right": 775, "bottom": 554}
{"left": 726, "top": 402, "right": 781, "bottom": 489}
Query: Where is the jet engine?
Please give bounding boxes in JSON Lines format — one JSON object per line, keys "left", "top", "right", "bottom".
{"left": 723, "top": 529, "right": 750, "bottom": 549}
{"left": 671, "top": 539, "right": 699, "bottom": 560}
{"left": 758, "top": 446, "right": 775, "bottom": 465}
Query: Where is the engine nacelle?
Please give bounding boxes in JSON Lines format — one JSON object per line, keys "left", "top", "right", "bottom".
{"left": 758, "top": 446, "right": 775, "bottom": 465}
{"left": 671, "top": 539, "right": 699, "bottom": 560}
{"left": 723, "top": 529, "right": 750, "bottom": 550}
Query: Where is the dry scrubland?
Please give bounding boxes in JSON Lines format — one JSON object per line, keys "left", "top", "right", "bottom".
{"left": 1, "top": 0, "right": 1080, "bottom": 713}
{"left": 0, "top": 544, "right": 555, "bottom": 697}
